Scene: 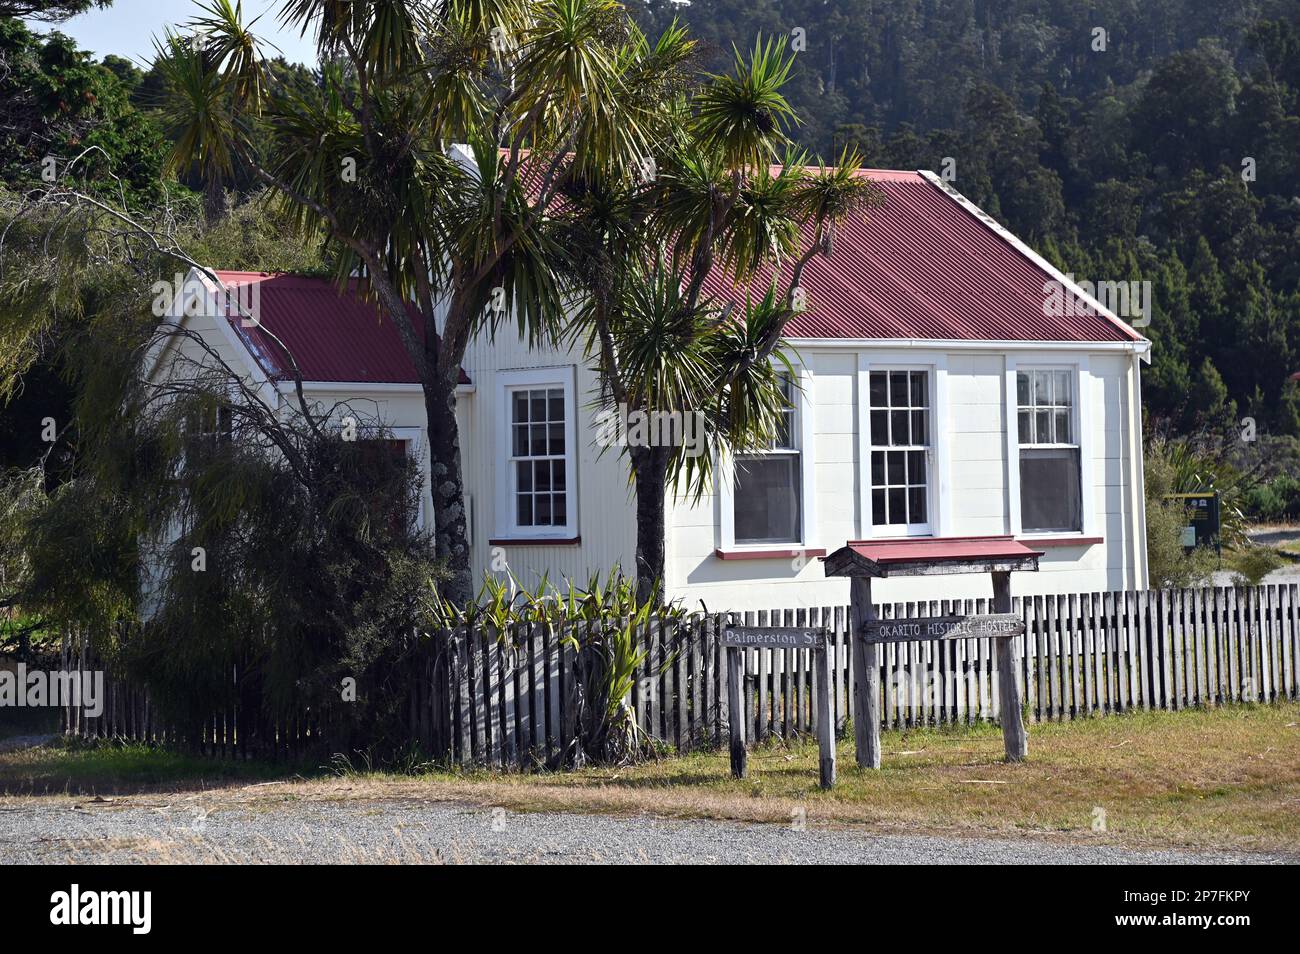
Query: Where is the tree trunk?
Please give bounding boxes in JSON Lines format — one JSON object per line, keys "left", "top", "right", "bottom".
{"left": 631, "top": 445, "right": 671, "bottom": 605}
{"left": 203, "top": 175, "right": 225, "bottom": 225}
{"left": 423, "top": 364, "right": 473, "bottom": 607}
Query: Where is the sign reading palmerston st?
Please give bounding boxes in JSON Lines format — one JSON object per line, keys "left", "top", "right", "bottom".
{"left": 722, "top": 627, "right": 824, "bottom": 649}
{"left": 861, "top": 613, "right": 1025, "bottom": 644}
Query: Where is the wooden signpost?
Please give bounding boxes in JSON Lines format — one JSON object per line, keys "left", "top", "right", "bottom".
{"left": 722, "top": 625, "right": 836, "bottom": 789}
{"left": 823, "top": 536, "right": 1043, "bottom": 770}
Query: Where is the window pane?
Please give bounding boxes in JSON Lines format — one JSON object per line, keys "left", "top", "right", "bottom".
{"left": 530, "top": 423, "right": 548, "bottom": 456}
{"left": 872, "top": 489, "right": 887, "bottom": 526}
{"left": 536, "top": 493, "right": 552, "bottom": 525}
{"left": 907, "top": 450, "right": 926, "bottom": 485}
{"left": 909, "top": 371, "right": 926, "bottom": 408}
{"left": 870, "top": 410, "right": 888, "bottom": 445}
{"left": 774, "top": 409, "right": 794, "bottom": 449}
{"left": 911, "top": 410, "right": 927, "bottom": 445}
{"left": 908, "top": 486, "right": 927, "bottom": 524}
{"left": 1035, "top": 409, "right": 1052, "bottom": 443}
{"left": 734, "top": 456, "right": 800, "bottom": 543}
{"left": 535, "top": 460, "right": 551, "bottom": 491}
{"left": 553, "top": 459, "right": 566, "bottom": 491}
{"left": 889, "top": 371, "right": 908, "bottom": 406}
{"left": 1054, "top": 371, "right": 1071, "bottom": 405}
{"left": 1018, "top": 409, "right": 1032, "bottom": 444}
{"left": 886, "top": 450, "right": 905, "bottom": 484}
{"left": 888, "top": 487, "right": 906, "bottom": 523}
{"left": 530, "top": 392, "right": 547, "bottom": 421}
{"left": 548, "top": 422, "right": 565, "bottom": 454}
{"left": 1020, "top": 447, "right": 1081, "bottom": 532}
{"left": 1034, "top": 371, "right": 1050, "bottom": 404}
{"left": 513, "top": 424, "right": 529, "bottom": 457}
{"left": 516, "top": 461, "right": 532, "bottom": 491}
{"left": 869, "top": 371, "right": 887, "bottom": 407}
{"left": 517, "top": 494, "right": 533, "bottom": 526}
{"left": 512, "top": 391, "right": 529, "bottom": 423}
{"left": 890, "top": 410, "right": 910, "bottom": 445}
{"left": 552, "top": 492, "right": 566, "bottom": 524}
{"left": 547, "top": 389, "right": 564, "bottom": 422}
{"left": 1016, "top": 372, "right": 1030, "bottom": 406}
{"left": 871, "top": 450, "right": 885, "bottom": 485}
{"left": 1054, "top": 409, "right": 1071, "bottom": 445}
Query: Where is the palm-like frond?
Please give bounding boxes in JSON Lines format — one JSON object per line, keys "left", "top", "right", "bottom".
{"left": 722, "top": 158, "right": 807, "bottom": 278}
{"left": 793, "top": 148, "right": 886, "bottom": 256}
{"left": 441, "top": 138, "right": 567, "bottom": 348}
{"left": 280, "top": 0, "right": 423, "bottom": 78}
{"left": 190, "top": 0, "right": 268, "bottom": 110}
{"left": 153, "top": 30, "right": 242, "bottom": 182}
{"left": 692, "top": 35, "right": 798, "bottom": 170}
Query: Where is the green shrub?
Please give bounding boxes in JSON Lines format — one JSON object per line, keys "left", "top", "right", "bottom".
{"left": 1229, "top": 546, "right": 1284, "bottom": 587}
{"left": 1144, "top": 441, "right": 1217, "bottom": 588}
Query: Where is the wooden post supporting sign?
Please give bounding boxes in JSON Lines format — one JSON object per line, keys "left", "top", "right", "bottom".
{"left": 992, "top": 571, "right": 1028, "bottom": 760}
{"left": 852, "top": 577, "right": 881, "bottom": 769}
{"left": 722, "top": 624, "right": 835, "bottom": 788}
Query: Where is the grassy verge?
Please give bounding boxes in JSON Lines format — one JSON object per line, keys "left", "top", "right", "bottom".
{"left": 364, "top": 702, "right": 1300, "bottom": 853}
{"left": 2, "top": 703, "right": 1297, "bottom": 853}
{"left": 0, "top": 739, "right": 295, "bottom": 794}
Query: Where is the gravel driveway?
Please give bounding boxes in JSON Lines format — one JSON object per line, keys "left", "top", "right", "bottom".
{"left": 0, "top": 798, "right": 1292, "bottom": 864}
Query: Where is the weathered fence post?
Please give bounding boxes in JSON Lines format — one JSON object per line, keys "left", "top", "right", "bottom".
{"left": 726, "top": 640, "right": 746, "bottom": 778}
{"left": 815, "top": 637, "right": 836, "bottom": 788}
{"left": 993, "top": 571, "right": 1028, "bottom": 761}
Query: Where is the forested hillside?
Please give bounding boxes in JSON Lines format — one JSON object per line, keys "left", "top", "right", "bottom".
{"left": 5, "top": 0, "right": 1300, "bottom": 442}
{"left": 635, "top": 0, "right": 1300, "bottom": 440}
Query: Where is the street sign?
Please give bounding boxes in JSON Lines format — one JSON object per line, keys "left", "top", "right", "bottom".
{"left": 722, "top": 626, "right": 824, "bottom": 649}
{"left": 861, "top": 613, "right": 1025, "bottom": 644}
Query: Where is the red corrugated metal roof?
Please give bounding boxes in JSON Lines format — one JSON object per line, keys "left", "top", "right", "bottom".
{"left": 840, "top": 535, "right": 1045, "bottom": 564}
{"left": 211, "top": 271, "right": 469, "bottom": 385}
{"left": 702, "top": 169, "right": 1142, "bottom": 342}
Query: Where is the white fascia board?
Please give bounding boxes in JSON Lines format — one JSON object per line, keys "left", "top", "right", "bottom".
{"left": 272, "top": 380, "right": 476, "bottom": 395}
{"left": 916, "top": 170, "right": 1151, "bottom": 350}
{"left": 784, "top": 337, "right": 1150, "bottom": 355}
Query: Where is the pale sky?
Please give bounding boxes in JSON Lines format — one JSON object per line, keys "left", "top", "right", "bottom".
{"left": 31, "top": 0, "right": 321, "bottom": 68}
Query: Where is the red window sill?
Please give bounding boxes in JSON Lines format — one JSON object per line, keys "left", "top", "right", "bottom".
{"left": 488, "top": 536, "right": 582, "bottom": 547}
{"left": 1017, "top": 535, "right": 1103, "bottom": 548}
{"left": 714, "top": 547, "right": 828, "bottom": 561}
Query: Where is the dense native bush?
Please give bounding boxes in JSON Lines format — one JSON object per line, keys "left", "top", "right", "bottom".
{"left": 1242, "top": 475, "right": 1300, "bottom": 522}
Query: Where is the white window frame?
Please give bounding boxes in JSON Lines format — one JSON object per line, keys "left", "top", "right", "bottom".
{"left": 1004, "top": 355, "right": 1096, "bottom": 538}
{"left": 718, "top": 363, "right": 817, "bottom": 552}
{"left": 495, "top": 367, "right": 578, "bottom": 540}
{"left": 855, "top": 353, "right": 950, "bottom": 538}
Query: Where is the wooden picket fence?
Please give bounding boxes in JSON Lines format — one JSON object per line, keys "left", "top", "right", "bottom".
{"left": 62, "top": 582, "right": 1300, "bottom": 764}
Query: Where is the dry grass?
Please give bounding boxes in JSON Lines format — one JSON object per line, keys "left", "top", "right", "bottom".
{"left": 4, "top": 703, "right": 1298, "bottom": 854}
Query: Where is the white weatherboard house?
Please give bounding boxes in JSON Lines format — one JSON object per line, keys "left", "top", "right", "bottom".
{"left": 155, "top": 168, "right": 1151, "bottom": 610}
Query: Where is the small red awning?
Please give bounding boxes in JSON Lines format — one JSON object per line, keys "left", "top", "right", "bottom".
{"left": 822, "top": 535, "right": 1043, "bottom": 578}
